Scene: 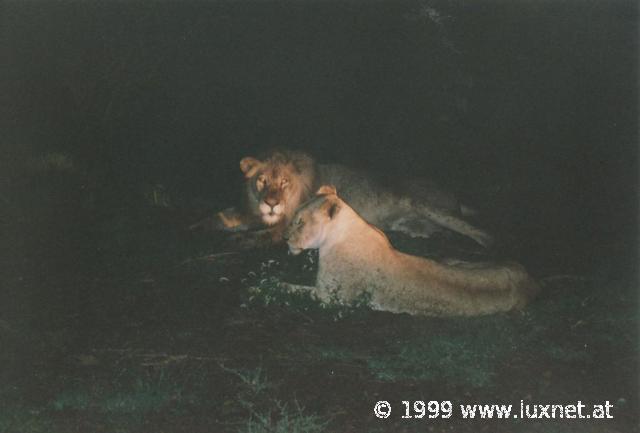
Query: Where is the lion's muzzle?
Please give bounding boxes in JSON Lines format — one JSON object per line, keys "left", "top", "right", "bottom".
{"left": 283, "top": 230, "right": 302, "bottom": 255}
{"left": 259, "top": 201, "right": 285, "bottom": 226}
{"left": 287, "top": 244, "right": 303, "bottom": 255}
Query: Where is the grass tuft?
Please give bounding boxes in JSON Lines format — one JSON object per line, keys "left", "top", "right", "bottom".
{"left": 238, "top": 401, "right": 327, "bottom": 433}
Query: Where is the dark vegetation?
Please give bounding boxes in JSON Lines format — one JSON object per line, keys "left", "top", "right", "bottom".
{"left": 1, "top": 1, "right": 637, "bottom": 432}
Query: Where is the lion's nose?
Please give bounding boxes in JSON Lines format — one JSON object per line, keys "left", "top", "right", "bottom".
{"left": 264, "top": 198, "right": 279, "bottom": 208}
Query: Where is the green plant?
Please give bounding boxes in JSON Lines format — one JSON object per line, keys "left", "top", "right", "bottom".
{"left": 222, "top": 366, "right": 272, "bottom": 396}
{"left": 238, "top": 400, "right": 327, "bottom": 433}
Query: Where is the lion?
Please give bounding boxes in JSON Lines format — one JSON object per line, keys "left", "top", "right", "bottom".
{"left": 281, "top": 186, "right": 539, "bottom": 316}
{"left": 191, "top": 149, "right": 493, "bottom": 248}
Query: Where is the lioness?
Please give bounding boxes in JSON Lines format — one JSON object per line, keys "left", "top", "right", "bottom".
{"left": 192, "top": 149, "right": 493, "bottom": 247}
{"left": 282, "top": 186, "right": 539, "bottom": 316}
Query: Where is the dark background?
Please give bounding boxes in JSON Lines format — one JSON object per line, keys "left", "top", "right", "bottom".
{"left": 2, "top": 0, "right": 638, "bottom": 275}
{"left": 0, "top": 3, "right": 638, "bottom": 431}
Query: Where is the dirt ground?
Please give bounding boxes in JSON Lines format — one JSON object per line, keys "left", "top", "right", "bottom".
{"left": 0, "top": 176, "right": 637, "bottom": 433}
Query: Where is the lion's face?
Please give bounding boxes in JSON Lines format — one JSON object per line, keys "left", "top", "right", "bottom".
{"left": 251, "top": 167, "right": 292, "bottom": 226}
{"left": 284, "top": 186, "right": 340, "bottom": 255}
{"left": 240, "top": 152, "right": 315, "bottom": 227}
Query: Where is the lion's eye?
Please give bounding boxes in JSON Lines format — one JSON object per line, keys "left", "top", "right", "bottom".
{"left": 256, "top": 176, "right": 266, "bottom": 190}
{"left": 296, "top": 218, "right": 303, "bottom": 226}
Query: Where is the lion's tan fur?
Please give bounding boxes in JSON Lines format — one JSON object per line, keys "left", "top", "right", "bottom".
{"left": 240, "top": 151, "right": 315, "bottom": 227}
{"left": 284, "top": 187, "right": 539, "bottom": 316}
{"left": 208, "top": 149, "right": 494, "bottom": 248}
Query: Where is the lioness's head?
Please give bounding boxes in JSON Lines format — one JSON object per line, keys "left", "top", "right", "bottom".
{"left": 284, "top": 185, "right": 341, "bottom": 255}
{"left": 240, "top": 151, "right": 315, "bottom": 226}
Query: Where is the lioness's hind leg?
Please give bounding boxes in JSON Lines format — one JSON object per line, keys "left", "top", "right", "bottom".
{"left": 417, "top": 207, "right": 495, "bottom": 248}
{"left": 387, "top": 215, "right": 441, "bottom": 238}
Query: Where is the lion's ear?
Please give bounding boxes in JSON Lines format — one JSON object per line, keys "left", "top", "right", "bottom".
{"left": 327, "top": 201, "right": 341, "bottom": 219}
{"left": 239, "top": 157, "right": 263, "bottom": 178}
{"left": 316, "top": 185, "right": 337, "bottom": 196}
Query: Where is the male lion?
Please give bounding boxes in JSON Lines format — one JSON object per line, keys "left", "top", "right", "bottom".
{"left": 192, "top": 149, "right": 493, "bottom": 247}
{"left": 282, "top": 186, "right": 539, "bottom": 316}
